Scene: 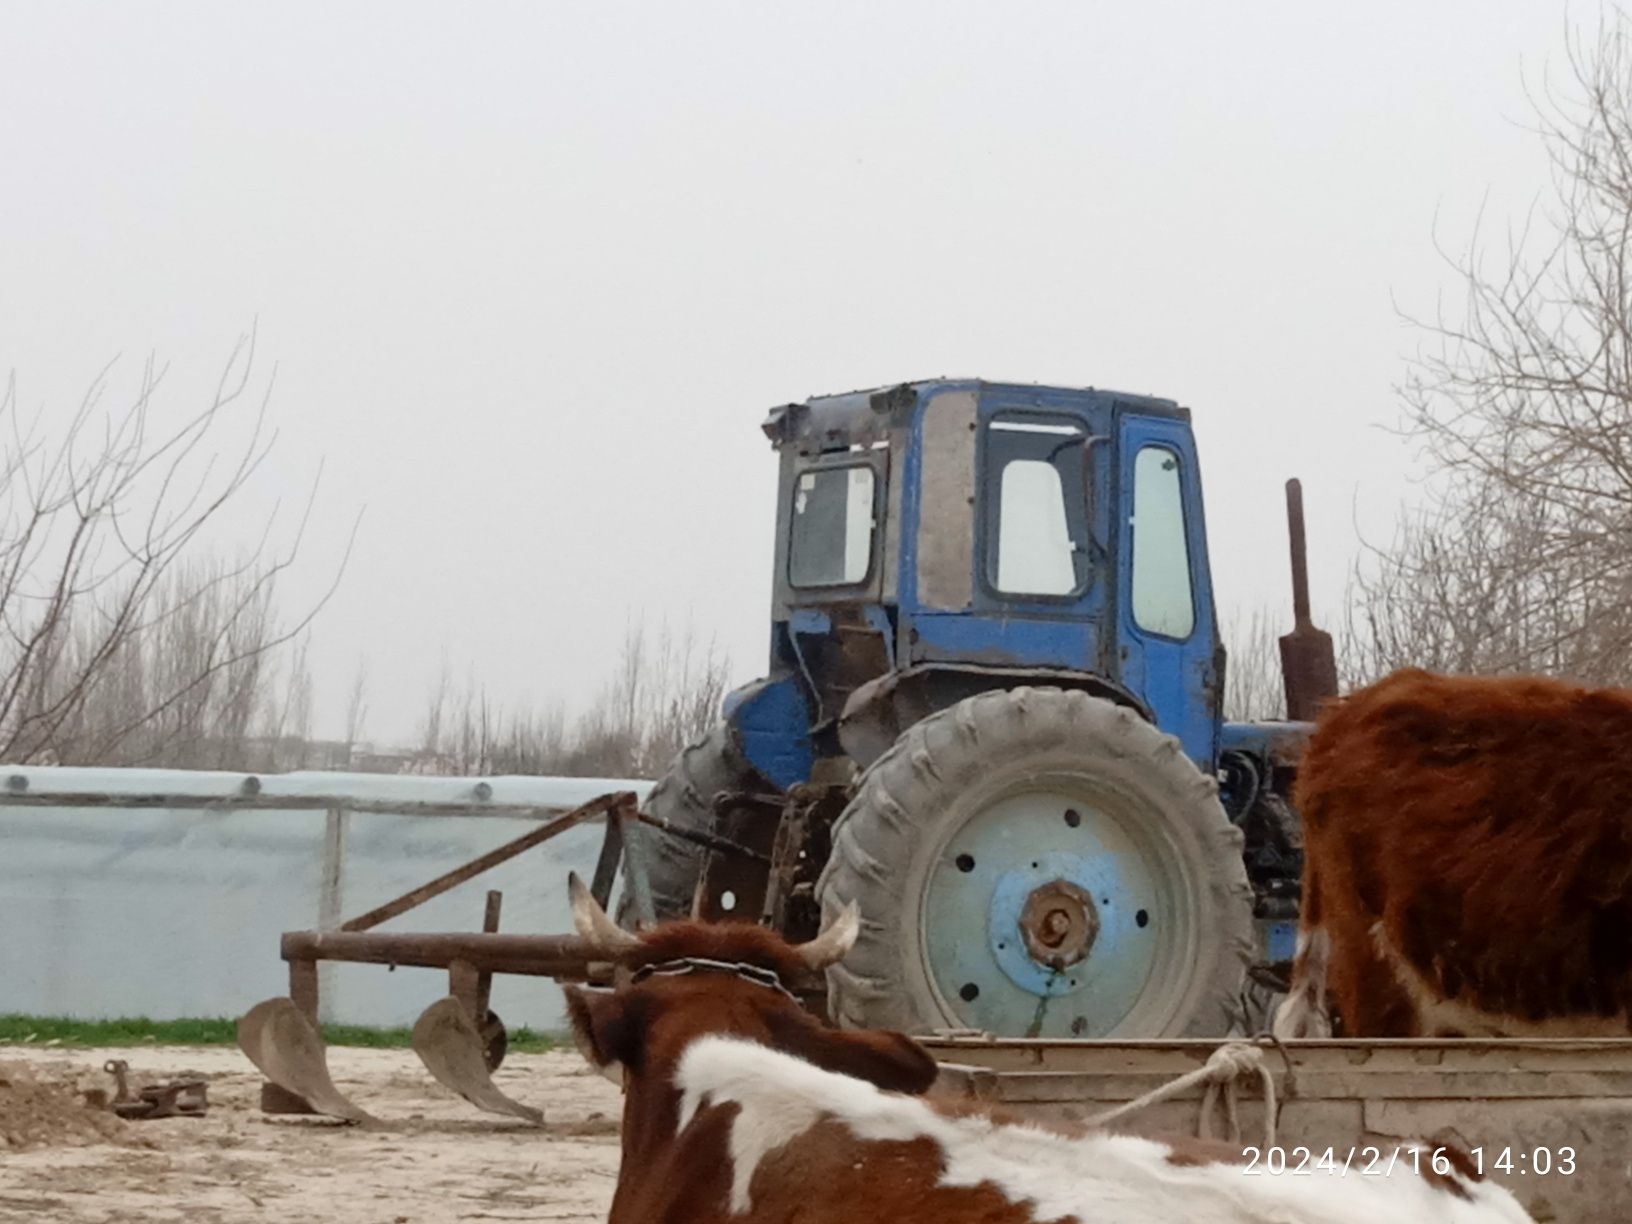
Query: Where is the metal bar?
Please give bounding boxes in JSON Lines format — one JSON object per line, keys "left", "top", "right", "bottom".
{"left": 635, "top": 809, "right": 772, "bottom": 864}
{"left": 0, "top": 792, "right": 616, "bottom": 818}
{"left": 589, "top": 814, "right": 624, "bottom": 910}
{"left": 289, "top": 958, "right": 320, "bottom": 1023}
{"left": 474, "top": 891, "right": 501, "bottom": 1018}
{"left": 450, "top": 958, "right": 481, "bottom": 1016}
{"left": 1285, "top": 477, "right": 1312, "bottom": 624}
{"left": 282, "top": 929, "right": 592, "bottom": 975}
{"left": 339, "top": 791, "right": 634, "bottom": 932}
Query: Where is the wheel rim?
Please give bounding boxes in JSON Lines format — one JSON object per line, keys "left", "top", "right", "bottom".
{"left": 917, "top": 777, "right": 1200, "bottom": 1037}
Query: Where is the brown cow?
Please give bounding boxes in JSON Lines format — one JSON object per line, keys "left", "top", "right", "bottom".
{"left": 1274, "top": 666, "right": 1632, "bottom": 1039}
{"left": 563, "top": 873, "right": 1528, "bottom": 1223}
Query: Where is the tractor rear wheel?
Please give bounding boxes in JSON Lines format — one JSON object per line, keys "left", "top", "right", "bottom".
{"left": 616, "top": 719, "right": 761, "bottom": 927}
{"left": 816, "top": 687, "right": 1253, "bottom": 1038}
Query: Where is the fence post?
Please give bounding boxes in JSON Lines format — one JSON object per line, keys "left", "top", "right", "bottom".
{"left": 317, "top": 806, "right": 349, "bottom": 1022}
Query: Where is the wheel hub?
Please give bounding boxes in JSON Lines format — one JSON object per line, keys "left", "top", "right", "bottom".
{"left": 1019, "top": 880, "right": 1098, "bottom": 969}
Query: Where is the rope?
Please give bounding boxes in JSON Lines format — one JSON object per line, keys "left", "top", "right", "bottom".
{"left": 1083, "top": 1040, "right": 1278, "bottom": 1149}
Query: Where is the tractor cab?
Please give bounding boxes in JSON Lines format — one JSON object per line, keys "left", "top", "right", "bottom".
{"left": 744, "top": 381, "right": 1220, "bottom": 784}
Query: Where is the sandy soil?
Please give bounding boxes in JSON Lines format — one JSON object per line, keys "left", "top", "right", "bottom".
{"left": 0, "top": 1045, "right": 622, "bottom": 1224}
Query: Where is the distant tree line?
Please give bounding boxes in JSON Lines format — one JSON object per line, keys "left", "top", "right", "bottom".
{"left": 0, "top": 336, "right": 729, "bottom": 778}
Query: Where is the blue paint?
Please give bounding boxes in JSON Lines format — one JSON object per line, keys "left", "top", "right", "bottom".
{"left": 1220, "top": 720, "right": 1312, "bottom": 757}
{"left": 788, "top": 609, "right": 832, "bottom": 636}
{"left": 722, "top": 675, "right": 813, "bottom": 791}
{"left": 909, "top": 612, "right": 1096, "bottom": 670}
{"left": 1261, "top": 920, "right": 1298, "bottom": 965}
{"left": 987, "top": 850, "right": 1136, "bottom": 997}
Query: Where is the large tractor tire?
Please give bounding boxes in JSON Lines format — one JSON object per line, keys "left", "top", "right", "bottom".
{"left": 816, "top": 687, "right": 1253, "bottom": 1039}
{"left": 617, "top": 720, "right": 761, "bottom": 927}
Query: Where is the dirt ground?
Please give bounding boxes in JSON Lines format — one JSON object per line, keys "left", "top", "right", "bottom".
{"left": 0, "top": 1045, "right": 622, "bottom": 1223}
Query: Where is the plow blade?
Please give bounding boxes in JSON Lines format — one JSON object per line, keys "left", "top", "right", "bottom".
{"left": 236, "top": 998, "right": 375, "bottom": 1123}
{"left": 410, "top": 996, "right": 544, "bottom": 1125}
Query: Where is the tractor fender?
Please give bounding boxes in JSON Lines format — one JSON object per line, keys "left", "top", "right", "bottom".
{"left": 838, "top": 663, "right": 1153, "bottom": 771}
{"left": 722, "top": 673, "right": 815, "bottom": 791}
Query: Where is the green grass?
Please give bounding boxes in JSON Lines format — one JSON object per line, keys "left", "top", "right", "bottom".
{"left": 0, "top": 1014, "right": 560, "bottom": 1053}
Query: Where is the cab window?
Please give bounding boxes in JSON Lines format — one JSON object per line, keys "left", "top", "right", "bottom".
{"left": 982, "top": 415, "right": 1089, "bottom": 597}
{"left": 789, "top": 465, "right": 875, "bottom": 587}
{"left": 1130, "top": 446, "right": 1195, "bottom": 637}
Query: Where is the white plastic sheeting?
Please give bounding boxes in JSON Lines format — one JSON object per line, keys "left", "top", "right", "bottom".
{"left": 0, "top": 768, "right": 653, "bottom": 1031}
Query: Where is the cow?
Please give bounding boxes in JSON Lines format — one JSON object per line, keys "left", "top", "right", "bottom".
{"left": 1274, "top": 666, "right": 1632, "bottom": 1040}
{"left": 562, "top": 872, "right": 1529, "bottom": 1223}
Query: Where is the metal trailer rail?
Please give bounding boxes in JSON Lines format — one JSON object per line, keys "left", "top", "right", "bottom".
{"left": 924, "top": 1034, "right": 1632, "bottom": 1223}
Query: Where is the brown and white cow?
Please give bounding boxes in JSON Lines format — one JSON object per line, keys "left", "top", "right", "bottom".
{"left": 563, "top": 873, "right": 1528, "bottom": 1223}
{"left": 1274, "top": 666, "right": 1632, "bottom": 1040}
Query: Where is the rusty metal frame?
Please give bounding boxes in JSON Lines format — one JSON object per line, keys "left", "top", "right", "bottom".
{"left": 257, "top": 785, "right": 792, "bottom": 1113}
{"left": 261, "top": 790, "right": 640, "bottom": 1111}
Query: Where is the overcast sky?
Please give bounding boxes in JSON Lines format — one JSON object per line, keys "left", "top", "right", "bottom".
{"left": 0, "top": 2, "right": 1579, "bottom": 745}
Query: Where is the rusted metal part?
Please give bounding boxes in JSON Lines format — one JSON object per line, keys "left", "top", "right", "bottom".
{"left": 1278, "top": 478, "right": 1339, "bottom": 722}
{"left": 692, "top": 792, "right": 783, "bottom": 923}
{"left": 248, "top": 789, "right": 653, "bottom": 1121}
{"left": 711, "top": 790, "right": 784, "bottom": 816}
{"left": 761, "top": 783, "right": 845, "bottom": 945}
{"left": 473, "top": 890, "right": 502, "bottom": 1021}
{"left": 340, "top": 792, "right": 634, "bottom": 932}
{"left": 589, "top": 813, "right": 624, "bottom": 910}
{"left": 282, "top": 930, "right": 592, "bottom": 974}
{"left": 635, "top": 808, "right": 772, "bottom": 865}
{"left": 104, "top": 1059, "right": 208, "bottom": 1120}
{"left": 260, "top": 959, "right": 325, "bottom": 1115}
{"left": 1019, "top": 880, "right": 1099, "bottom": 971}
{"left": 408, "top": 997, "right": 542, "bottom": 1125}
{"left": 239, "top": 998, "right": 375, "bottom": 1124}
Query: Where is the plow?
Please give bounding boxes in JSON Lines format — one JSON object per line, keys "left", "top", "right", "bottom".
{"left": 236, "top": 788, "right": 768, "bottom": 1124}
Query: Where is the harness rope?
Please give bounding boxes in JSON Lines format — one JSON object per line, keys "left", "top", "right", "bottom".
{"left": 1082, "top": 1040, "right": 1278, "bottom": 1149}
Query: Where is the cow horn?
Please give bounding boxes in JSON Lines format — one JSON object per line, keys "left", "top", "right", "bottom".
{"left": 796, "top": 899, "right": 861, "bottom": 972}
{"left": 568, "top": 872, "right": 643, "bottom": 955}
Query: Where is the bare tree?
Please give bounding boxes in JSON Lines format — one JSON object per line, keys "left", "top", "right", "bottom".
{"left": 409, "top": 614, "right": 731, "bottom": 778}
{"left": 0, "top": 334, "right": 350, "bottom": 765}
{"left": 1223, "top": 606, "right": 1285, "bottom": 721}
{"left": 1353, "top": 15, "right": 1632, "bottom": 685}
{"left": 343, "top": 658, "right": 370, "bottom": 755}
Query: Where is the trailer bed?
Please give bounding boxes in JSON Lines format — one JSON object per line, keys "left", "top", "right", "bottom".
{"left": 922, "top": 1036, "right": 1632, "bottom": 1222}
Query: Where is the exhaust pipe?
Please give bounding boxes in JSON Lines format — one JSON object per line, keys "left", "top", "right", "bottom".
{"left": 1277, "top": 478, "right": 1339, "bottom": 722}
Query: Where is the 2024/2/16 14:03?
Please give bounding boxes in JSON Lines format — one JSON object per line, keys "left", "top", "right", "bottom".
{"left": 1240, "top": 1146, "right": 1577, "bottom": 1177}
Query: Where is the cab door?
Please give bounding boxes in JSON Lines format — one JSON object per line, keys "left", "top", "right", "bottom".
{"left": 1114, "top": 413, "right": 1221, "bottom": 767}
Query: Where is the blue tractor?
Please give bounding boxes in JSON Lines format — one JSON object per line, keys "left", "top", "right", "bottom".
{"left": 624, "top": 380, "right": 1333, "bottom": 1039}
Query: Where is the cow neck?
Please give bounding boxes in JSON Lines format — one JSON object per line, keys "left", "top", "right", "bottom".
{"left": 628, "top": 955, "right": 802, "bottom": 1003}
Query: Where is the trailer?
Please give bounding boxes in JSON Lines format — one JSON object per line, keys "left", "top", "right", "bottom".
{"left": 925, "top": 1033, "right": 1632, "bottom": 1222}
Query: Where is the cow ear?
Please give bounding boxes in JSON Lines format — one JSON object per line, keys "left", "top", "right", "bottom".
{"left": 564, "top": 985, "right": 640, "bottom": 1071}
{"left": 769, "top": 1014, "right": 939, "bottom": 1095}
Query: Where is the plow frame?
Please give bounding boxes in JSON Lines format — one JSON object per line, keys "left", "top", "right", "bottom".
{"left": 250, "top": 786, "right": 785, "bottom": 1120}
